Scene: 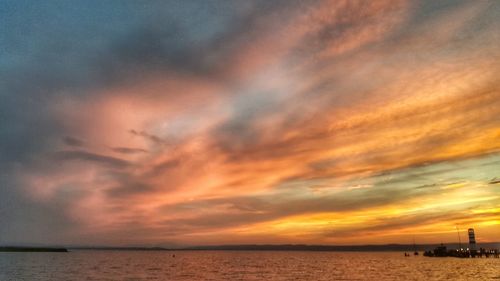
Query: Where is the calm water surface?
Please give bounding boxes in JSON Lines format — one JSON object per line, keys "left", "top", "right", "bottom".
{"left": 1, "top": 251, "right": 499, "bottom": 280}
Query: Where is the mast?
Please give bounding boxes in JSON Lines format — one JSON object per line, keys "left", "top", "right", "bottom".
{"left": 413, "top": 236, "right": 419, "bottom": 255}
{"left": 456, "top": 226, "right": 462, "bottom": 250}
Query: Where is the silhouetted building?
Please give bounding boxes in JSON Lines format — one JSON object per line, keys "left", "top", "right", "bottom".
{"left": 468, "top": 228, "right": 476, "bottom": 251}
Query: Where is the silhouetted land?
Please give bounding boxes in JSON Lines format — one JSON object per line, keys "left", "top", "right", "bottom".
{"left": 0, "top": 247, "right": 68, "bottom": 252}
{"left": 69, "top": 243, "right": 500, "bottom": 252}
{"left": 3, "top": 243, "right": 498, "bottom": 252}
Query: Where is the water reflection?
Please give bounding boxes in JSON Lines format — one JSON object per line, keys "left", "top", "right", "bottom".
{"left": 0, "top": 251, "right": 499, "bottom": 281}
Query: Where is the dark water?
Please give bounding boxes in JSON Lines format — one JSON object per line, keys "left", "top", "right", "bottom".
{"left": 1, "top": 251, "right": 499, "bottom": 280}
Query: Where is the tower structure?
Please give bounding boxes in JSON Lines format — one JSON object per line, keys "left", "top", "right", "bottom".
{"left": 468, "top": 228, "right": 476, "bottom": 251}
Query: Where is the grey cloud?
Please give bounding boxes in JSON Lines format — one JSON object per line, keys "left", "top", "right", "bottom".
{"left": 490, "top": 178, "right": 500, "bottom": 185}
{"left": 103, "top": 171, "right": 160, "bottom": 198}
{"left": 106, "top": 181, "right": 155, "bottom": 198}
{"left": 0, "top": 176, "right": 86, "bottom": 245}
{"left": 97, "top": 158, "right": 182, "bottom": 199}
{"left": 53, "top": 150, "right": 130, "bottom": 169}
{"left": 0, "top": 94, "right": 62, "bottom": 165}
{"left": 146, "top": 159, "right": 181, "bottom": 178}
{"left": 111, "top": 147, "right": 148, "bottom": 154}
{"left": 63, "top": 136, "right": 84, "bottom": 147}
{"left": 129, "top": 130, "right": 165, "bottom": 145}
{"left": 414, "top": 183, "right": 437, "bottom": 190}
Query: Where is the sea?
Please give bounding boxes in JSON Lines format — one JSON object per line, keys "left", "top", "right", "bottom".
{"left": 0, "top": 251, "right": 499, "bottom": 280}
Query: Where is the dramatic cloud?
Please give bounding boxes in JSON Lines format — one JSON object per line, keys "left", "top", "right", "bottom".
{"left": 1, "top": 0, "right": 499, "bottom": 246}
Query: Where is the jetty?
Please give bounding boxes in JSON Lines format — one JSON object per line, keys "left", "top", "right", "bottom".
{"left": 423, "top": 228, "right": 499, "bottom": 258}
{"left": 0, "top": 247, "right": 68, "bottom": 252}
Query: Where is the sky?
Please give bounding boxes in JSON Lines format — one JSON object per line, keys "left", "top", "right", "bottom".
{"left": 0, "top": 0, "right": 499, "bottom": 247}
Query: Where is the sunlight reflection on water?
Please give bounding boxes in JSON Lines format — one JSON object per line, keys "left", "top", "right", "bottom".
{"left": 1, "top": 251, "right": 499, "bottom": 281}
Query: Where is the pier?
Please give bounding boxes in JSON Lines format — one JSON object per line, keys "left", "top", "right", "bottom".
{"left": 423, "top": 228, "right": 499, "bottom": 258}
{"left": 423, "top": 245, "right": 499, "bottom": 258}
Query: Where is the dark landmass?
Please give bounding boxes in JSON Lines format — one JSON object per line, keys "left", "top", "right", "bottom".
{"left": 0, "top": 247, "right": 68, "bottom": 252}
{"left": 69, "top": 242, "right": 500, "bottom": 252}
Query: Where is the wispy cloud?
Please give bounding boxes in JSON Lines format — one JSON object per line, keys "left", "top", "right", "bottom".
{"left": 53, "top": 150, "right": 131, "bottom": 169}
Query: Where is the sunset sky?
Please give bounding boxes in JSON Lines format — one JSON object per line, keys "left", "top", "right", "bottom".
{"left": 1, "top": 0, "right": 499, "bottom": 247}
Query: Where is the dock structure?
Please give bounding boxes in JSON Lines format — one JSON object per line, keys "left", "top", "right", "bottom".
{"left": 423, "top": 228, "right": 499, "bottom": 258}
{"left": 423, "top": 245, "right": 499, "bottom": 258}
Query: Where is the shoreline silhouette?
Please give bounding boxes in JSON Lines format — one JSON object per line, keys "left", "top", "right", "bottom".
{"left": 4, "top": 243, "right": 499, "bottom": 253}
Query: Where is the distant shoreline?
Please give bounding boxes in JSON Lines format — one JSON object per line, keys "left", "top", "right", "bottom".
{"left": 69, "top": 243, "right": 500, "bottom": 252}
{"left": 2, "top": 243, "right": 498, "bottom": 253}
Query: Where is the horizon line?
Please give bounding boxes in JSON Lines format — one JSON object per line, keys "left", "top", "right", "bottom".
{"left": 3, "top": 242, "right": 499, "bottom": 251}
